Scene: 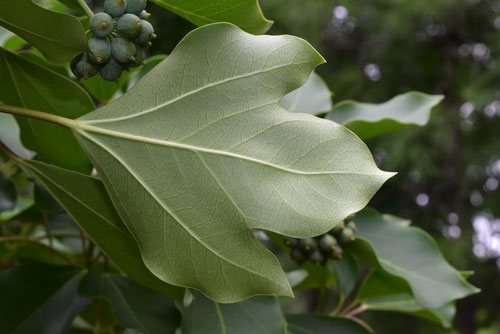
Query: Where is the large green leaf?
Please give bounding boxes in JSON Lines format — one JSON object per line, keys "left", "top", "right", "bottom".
{"left": 181, "top": 293, "right": 287, "bottom": 334}
{"left": 0, "top": 0, "right": 87, "bottom": 63}
{"left": 0, "top": 114, "right": 33, "bottom": 159}
{"left": 151, "top": 0, "right": 272, "bottom": 34}
{"left": 0, "top": 49, "right": 93, "bottom": 173}
{"left": 348, "top": 209, "right": 479, "bottom": 309}
{"left": 69, "top": 23, "right": 392, "bottom": 302}
{"left": 358, "top": 270, "right": 455, "bottom": 327}
{"left": 326, "top": 92, "right": 443, "bottom": 139}
{"left": 281, "top": 72, "right": 332, "bottom": 114}
{"left": 286, "top": 315, "right": 370, "bottom": 334}
{"left": 0, "top": 263, "right": 87, "bottom": 334}
{"left": 80, "top": 272, "right": 181, "bottom": 334}
{"left": 17, "top": 158, "right": 184, "bottom": 301}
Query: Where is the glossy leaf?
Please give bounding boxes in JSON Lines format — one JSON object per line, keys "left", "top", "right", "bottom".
{"left": 326, "top": 92, "right": 443, "bottom": 139}
{"left": 181, "top": 293, "right": 287, "bottom": 334}
{"left": 286, "top": 315, "right": 371, "bottom": 334}
{"left": 332, "top": 253, "right": 358, "bottom": 298}
{"left": 0, "top": 0, "right": 87, "bottom": 63}
{"left": 348, "top": 209, "right": 479, "bottom": 309}
{"left": 0, "top": 263, "right": 87, "bottom": 333}
{"left": 0, "top": 49, "right": 93, "bottom": 173}
{"left": 358, "top": 270, "right": 455, "bottom": 327}
{"left": 151, "top": 0, "right": 272, "bottom": 34}
{"left": 80, "top": 272, "right": 181, "bottom": 334}
{"left": 17, "top": 158, "right": 184, "bottom": 301}
{"left": 72, "top": 23, "right": 392, "bottom": 302}
{"left": 281, "top": 72, "right": 332, "bottom": 114}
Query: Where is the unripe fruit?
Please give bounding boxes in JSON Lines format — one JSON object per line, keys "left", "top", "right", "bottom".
{"left": 135, "top": 20, "right": 155, "bottom": 45}
{"left": 112, "top": 37, "right": 136, "bottom": 64}
{"left": 99, "top": 58, "right": 123, "bottom": 81}
{"left": 329, "top": 245, "right": 343, "bottom": 260}
{"left": 298, "top": 238, "right": 317, "bottom": 254}
{"left": 291, "top": 248, "right": 306, "bottom": 264}
{"left": 319, "top": 234, "right": 339, "bottom": 254}
{"left": 126, "top": 0, "right": 147, "bottom": 15}
{"left": 88, "top": 38, "right": 111, "bottom": 64}
{"left": 139, "top": 10, "right": 150, "bottom": 19}
{"left": 339, "top": 227, "right": 355, "bottom": 245}
{"left": 346, "top": 221, "right": 358, "bottom": 233}
{"left": 89, "top": 12, "right": 114, "bottom": 38}
{"left": 116, "top": 13, "right": 143, "bottom": 38}
{"left": 72, "top": 53, "right": 98, "bottom": 79}
{"left": 329, "top": 221, "right": 345, "bottom": 236}
{"left": 104, "top": 0, "right": 127, "bottom": 17}
{"left": 309, "top": 250, "right": 326, "bottom": 265}
{"left": 283, "top": 237, "right": 298, "bottom": 248}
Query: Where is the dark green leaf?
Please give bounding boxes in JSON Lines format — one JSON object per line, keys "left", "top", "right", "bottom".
{"left": 0, "top": 48, "right": 93, "bottom": 173}
{"left": 0, "top": 0, "right": 87, "bottom": 63}
{"left": 151, "top": 0, "right": 272, "bottom": 34}
{"left": 17, "top": 158, "right": 184, "bottom": 301}
{"left": 326, "top": 92, "right": 443, "bottom": 139}
{"left": 80, "top": 272, "right": 181, "bottom": 334}
{"left": 181, "top": 293, "right": 287, "bottom": 334}
{"left": 0, "top": 263, "right": 87, "bottom": 334}
{"left": 0, "top": 114, "right": 33, "bottom": 159}
{"left": 0, "top": 172, "right": 16, "bottom": 212}
{"left": 333, "top": 253, "right": 358, "bottom": 298}
{"left": 286, "top": 315, "right": 371, "bottom": 334}
{"left": 348, "top": 209, "right": 479, "bottom": 309}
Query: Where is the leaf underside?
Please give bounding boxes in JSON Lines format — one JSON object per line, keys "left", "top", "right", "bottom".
{"left": 74, "top": 23, "right": 392, "bottom": 302}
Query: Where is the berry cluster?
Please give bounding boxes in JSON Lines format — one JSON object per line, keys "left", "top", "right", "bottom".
{"left": 284, "top": 220, "right": 357, "bottom": 266}
{"left": 71, "top": 0, "right": 156, "bottom": 81}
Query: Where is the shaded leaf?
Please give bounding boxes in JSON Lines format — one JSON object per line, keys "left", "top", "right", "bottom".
{"left": 333, "top": 253, "right": 358, "bottom": 299}
{"left": 0, "top": 114, "right": 34, "bottom": 159}
{"left": 72, "top": 23, "right": 392, "bottom": 302}
{"left": 181, "top": 293, "right": 287, "bottom": 334}
{"left": 326, "top": 92, "right": 443, "bottom": 139}
{"left": 17, "top": 158, "right": 184, "bottom": 301}
{"left": 80, "top": 272, "right": 181, "bottom": 334}
{"left": 281, "top": 72, "right": 332, "bottom": 114}
{"left": 0, "top": 172, "right": 16, "bottom": 212}
{"left": 348, "top": 209, "right": 479, "bottom": 309}
{"left": 0, "top": 0, "right": 87, "bottom": 63}
{"left": 0, "top": 48, "right": 93, "bottom": 173}
{"left": 151, "top": 0, "right": 272, "bottom": 34}
{"left": 0, "top": 263, "right": 87, "bottom": 334}
{"left": 286, "top": 315, "right": 371, "bottom": 334}
{"left": 0, "top": 170, "right": 34, "bottom": 222}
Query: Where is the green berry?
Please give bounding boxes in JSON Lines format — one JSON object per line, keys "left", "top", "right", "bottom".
{"left": 329, "top": 221, "right": 345, "bottom": 236}
{"left": 329, "top": 245, "right": 343, "bottom": 260}
{"left": 116, "top": 13, "right": 143, "bottom": 38}
{"left": 291, "top": 248, "right": 306, "bottom": 264}
{"left": 310, "top": 250, "right": 326, "bottom": 265}
{"left": 339, "top": 227, "right": 356, "bottom": 245}
{"left": 99, "top": 58, "right": 123, "bottom": 81}
{"left": 346, "top": 221, "right": 358, "bottom": 233}
{"left": 283, "top": 237, "right": 298, "bottom": 248}
{"left": 112, "top": 37, "right": 136, "bottom": 64}
{"left": 298, "top": 238, "right": 317, "bottom": 254}
{"left": 135, "top": 20, "right": 155, "bottom": 45}
{"left": 139, "top": 10, "right": 151, "bottom": 19}
{"left": 89, "top": 12, "right": 114, "bottom": 38}
{"left": 104, "top": 0, "right": 127, "bottom": 17}
{"left": 126, "top": 0, "right": 147, "bottom": 15}
{"left": 71, "top": 53, "right": 98, "bottom": 79}
{"left": 319, "top": 234, "right": 339, "bottom": 254}
{"left": 88, "top": 38, "right": 111, "bottom": 64}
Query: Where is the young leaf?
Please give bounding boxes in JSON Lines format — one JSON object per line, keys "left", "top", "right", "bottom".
{"left": 0, "top": 49, "right": 93, "bottom": 173}
{"left": 0, "top": 263, "right": 87, "bottom": 333}
{"left": 180, "top": 293, "right": 287, "bottom": 334}
{"left": 347, "top": 209, "right": 479, "bottom": 309}
{"left": 286, "top": 315, "right": 371, "bottom": 334}
{"left": 150, "top": 0, "right": 272, "bottom": 34}
{"left": 17, "top": 158, "right": 184, "bottom": 301}
{"left": 281, "top": 72, "right": 333, "bottom": 114}
{"left": 0, "top": 0, "right": 87, "bottom": 63}
{"left": 80, "top": 272, "right": 181, "bottom": 334}
{"left": 70, "top": 23, "right": 392, "bottom": 302}
{"left": 326, "top": 92, "right": 443, "bottom": 139}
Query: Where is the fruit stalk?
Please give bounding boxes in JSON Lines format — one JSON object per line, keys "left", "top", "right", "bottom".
{"left": 76, "top": 0, "right": 94, "bottom": 17}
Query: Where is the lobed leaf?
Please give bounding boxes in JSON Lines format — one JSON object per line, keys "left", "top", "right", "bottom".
{"left": 0, "top": 0, "right": 87, "bottom": 63}
{"left": 326, "top": 92, "right": 443, "bottom": 139}
{"left": 151, "top": 0, "right": 272, "bottom": 34}
{"left": 71, "top": 23, "right": 392, "bottom": 302}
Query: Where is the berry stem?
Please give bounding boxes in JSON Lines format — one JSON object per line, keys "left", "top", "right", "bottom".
{"left": 0, "top": 104, "right": 79, "bottom": 129}
{"left": 76, "top": 0, "right": 94, "bottom": 17}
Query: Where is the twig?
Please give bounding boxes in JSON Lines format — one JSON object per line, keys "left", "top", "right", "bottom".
{"left": 0, "top": 237, "right": 77, "bottom": 265}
